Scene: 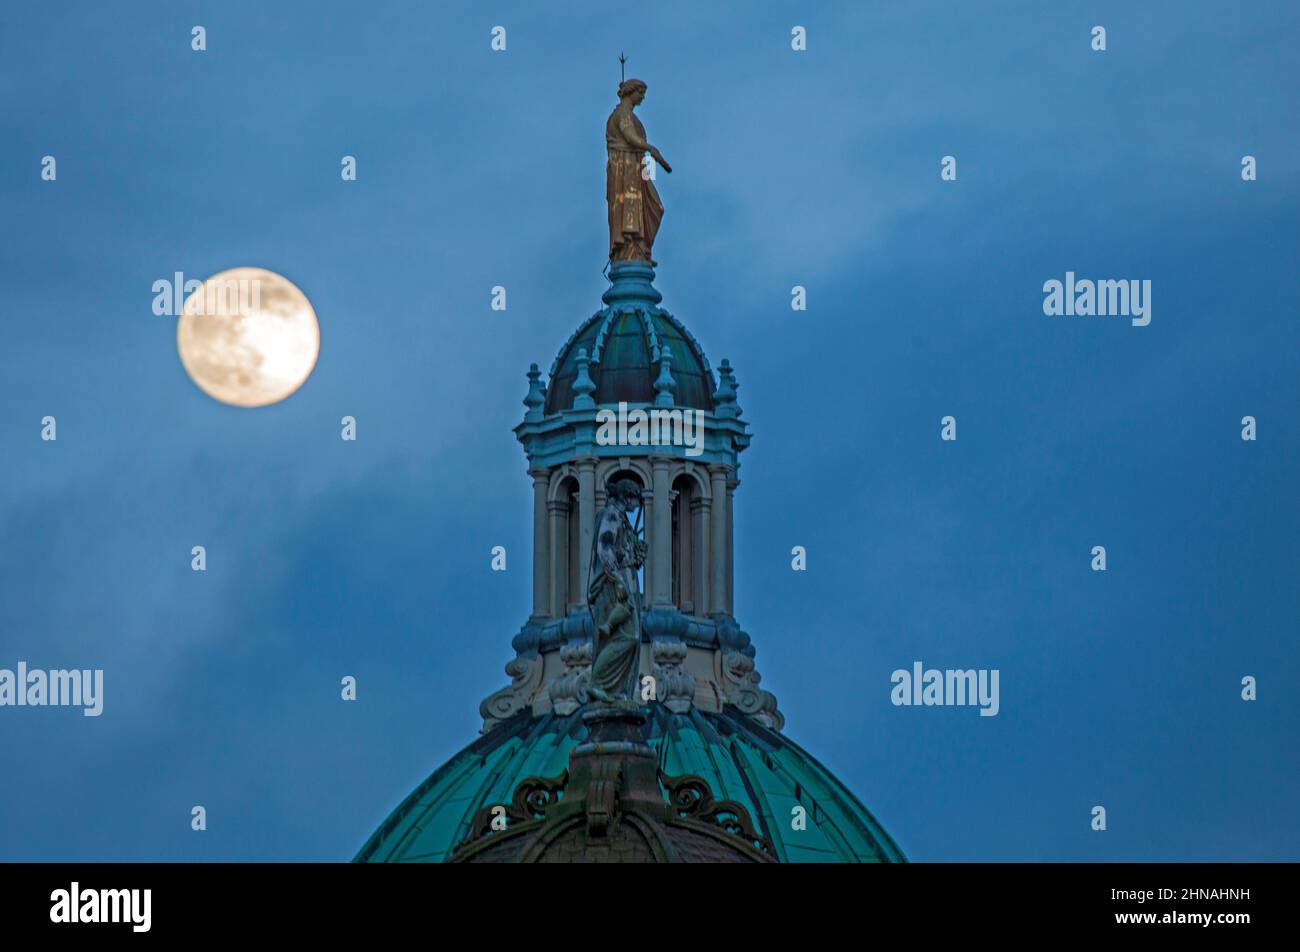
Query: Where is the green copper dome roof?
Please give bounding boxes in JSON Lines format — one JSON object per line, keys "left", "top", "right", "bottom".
{"left": 355, "top": 706, "right": 905, "bottom": 863}
{"left": 545, "top": 309, "right": 716, "bottom": 414}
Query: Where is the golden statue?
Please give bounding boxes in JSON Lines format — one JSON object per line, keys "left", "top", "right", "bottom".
{"left": 606, "top": 78, "right": 672, "bottom": 265}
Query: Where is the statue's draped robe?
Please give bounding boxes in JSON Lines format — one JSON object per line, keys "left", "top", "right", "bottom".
{"left": 587, "top": 503, "right": 643, "bottom": 698}
{"left": 606, "top": 104, "right": 663, "bottom": 262}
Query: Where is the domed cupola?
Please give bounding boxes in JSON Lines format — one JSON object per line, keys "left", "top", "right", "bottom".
{"left": 491, "top": 258, "right": 772, "bottom": 736}
{"left": 545, "top": 263, "right": 716, "bottom": 415}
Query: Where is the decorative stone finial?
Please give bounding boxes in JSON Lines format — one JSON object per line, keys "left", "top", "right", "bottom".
{"left": 572, "top": 347, "right": 597, "bottom": 409}
{"left": 523, "top": 363, "right": 546, "bottom": 422}
{"left": 653, "top": 349, "right": 676, "bottom": 407}
{"left": 714, "top": 358, "right": 740, "bottom": 419}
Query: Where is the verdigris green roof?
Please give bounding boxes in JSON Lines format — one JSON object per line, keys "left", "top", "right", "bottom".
{"left": 354, "top": 707, "right": 905, "bottom": 863}
{"left": 545, "top": 309, "right": 716, "bottom": 415}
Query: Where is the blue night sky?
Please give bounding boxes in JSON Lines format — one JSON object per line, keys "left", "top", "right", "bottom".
{"left": 1, "top": 1, "right": 1297, "bottom": 861}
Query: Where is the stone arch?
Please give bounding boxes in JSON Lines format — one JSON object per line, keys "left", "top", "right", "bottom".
{"left": 594, "top": 457, "right": 652, "bottom": 502}
{"left": 546, "top": 463, "right": 580, "bottom": 503}
{"left": 670, "top": 472, "right": 709, "bottom": 616}
{"left": 667, "top": 460, "right": 712, "bottom": 502}
{"left": 547, "top": 472, "right": 582, "bottom": 616}
{"left": 594, "top": 458, "right": 651, "bottom": 596}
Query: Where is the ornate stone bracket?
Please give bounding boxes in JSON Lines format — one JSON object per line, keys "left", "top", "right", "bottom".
{"left": 548, "top": 641, "right": 593, "bottom": 716}
{"left": 584, "top": 757, "right": 622, "bottom": 837}
{"left": 717, "top": 650, "right": 784, "bottom": 731}
{"left": 479, "top": 654, "right": 544, "bottom": 733}
{"left": 651, "top": 640, "right": 695, "bottom": 714}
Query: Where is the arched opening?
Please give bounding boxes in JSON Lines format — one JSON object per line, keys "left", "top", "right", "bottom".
{"left": 671, "top": 474, "right": 706, "bottom": 616}
{"left": 549, "top": 474, "right": 580, "bottom": 618}
{"left": 603, "top": 468, "right": 646, "bottom": 599}
{"left": 565, "top": 481, "right": 582, "bottom": 612}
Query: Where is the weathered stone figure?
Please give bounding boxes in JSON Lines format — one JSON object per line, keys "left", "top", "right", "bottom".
{"left": 587, "top": 479, "right": 647, "bottom": 703}
{"left": 606, "top": 78, "right": 672, "bottom": 265}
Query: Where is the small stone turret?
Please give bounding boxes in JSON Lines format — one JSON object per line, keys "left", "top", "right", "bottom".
{"left": 479, "top": 259, "right": 779, "bottom": 734}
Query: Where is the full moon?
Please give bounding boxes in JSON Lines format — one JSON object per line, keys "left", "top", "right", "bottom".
{"left": 176, "top": 267, "right": 319, "bottom": 407}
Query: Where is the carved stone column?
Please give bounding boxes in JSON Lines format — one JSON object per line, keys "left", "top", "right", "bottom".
{"left": 576, "top": 457, "right": 597, "bottom": 597}
{"left": 548, "top": 493, "right": 569, "bottom": 619}
{"left": 651, "top": 456, "right": 673, "bottom": 609}
{"left": 642, "top": 485, "right": 653, "bottom": 602}
{"left": 529, "top": 467, "right": 550, "bottom": 620}
{"left": 690, "top": 495, "right": 708, "bottom": 618}
{"left": 726, "top": 473, "right": 738, "bottom": 615}
{"left": 708, "top": 464, "right": 729, "bottom": 616}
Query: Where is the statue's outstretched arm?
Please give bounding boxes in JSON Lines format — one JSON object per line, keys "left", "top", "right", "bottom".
{"left": 618, "top": 113, "right": 671, "bottom": 172}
